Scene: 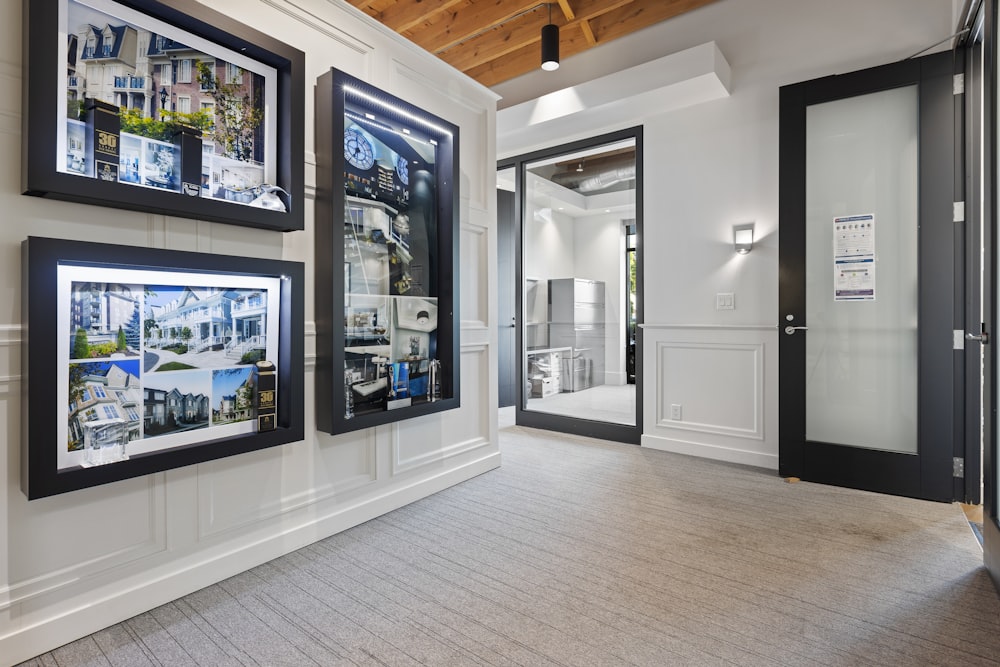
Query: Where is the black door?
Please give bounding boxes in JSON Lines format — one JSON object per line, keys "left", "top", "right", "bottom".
{"left": 778, "top": 52, "right": 958, "bottom": 501}
{"left": 982, "top": 0, "right": 999, "bottom": 591}
{"left": 497, "top": 184, "right": 517, "bottom": 408}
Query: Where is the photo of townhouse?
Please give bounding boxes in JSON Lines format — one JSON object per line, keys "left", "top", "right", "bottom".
{"left": 142, "top": 370, "right": 210, "bottom": 437}
{"left": 144, "top": 285, "right": 269, "bottom": 371}
{"left": 211, "top": 367, "right": 255, "bottom": 425}
{"left": 63, "top": 0, "right": 268, "bottom": 203}
{"left": 67, "top": 360, "right": 141, "bottom": 452}
{"left": 69, "top": 281, "right": 141, "bottom": 360}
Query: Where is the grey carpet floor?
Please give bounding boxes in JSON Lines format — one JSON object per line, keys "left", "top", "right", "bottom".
{"left": 17, "top": 424, "right": 1000, "bottom": 666}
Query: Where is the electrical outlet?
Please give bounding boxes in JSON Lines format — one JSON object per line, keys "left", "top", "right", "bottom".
{"left": 670, "top": 404, "right": 682, "bottom": 420}
{"left": 716, "top": 292, "right": 735, "bottom": 310}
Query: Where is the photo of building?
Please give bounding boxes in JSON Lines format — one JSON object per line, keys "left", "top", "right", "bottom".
{"left": 212, "top": 367, "right": 255, "bottom": 425}
{"left": 142, "top": 370, "right": 210, "bottom": 436}
{"left": 67, "top": 360, "right": 141, "bottom": 451}
{"left": 64, "top": 0, "right": 267, "bottom": 199}
{"left": 144, "top": 285, "right": 269, "bottom": 371}
{"left": 69, "top": 282, "right": 141, "bottom": 359}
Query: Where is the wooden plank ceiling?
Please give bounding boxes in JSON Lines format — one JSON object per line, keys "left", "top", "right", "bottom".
{"left": 345, "top": 0, "right": 721, "bottom": 88}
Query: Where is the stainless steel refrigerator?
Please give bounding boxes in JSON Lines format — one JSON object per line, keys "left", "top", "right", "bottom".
{"left": 548, "top": 278, "right": 605, "bottom": 391}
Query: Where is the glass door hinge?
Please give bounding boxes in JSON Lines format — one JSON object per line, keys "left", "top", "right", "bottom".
{"left": 954, "top": 457, "right": 965, "bottom": 478}
{"left": 954, "top": 73, "right": 965, "bottom": 95}
{"left": 954, "top": 201, "right": 965, "bottom": 222}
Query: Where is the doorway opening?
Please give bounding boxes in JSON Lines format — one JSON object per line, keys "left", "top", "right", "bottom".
{"left": 499, "top": 127, "right": 643, "bottom": 444}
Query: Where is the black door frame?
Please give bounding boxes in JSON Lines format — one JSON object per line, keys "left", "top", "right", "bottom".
{"left": 497, "top": 183, "right": 517, "bottom": 408}
{"left": 778, "top": 52, "right": 958, "bottom": 501}
{"left": 983, "top": 0, "right": 1000, "bottom": 590}
{"left": 962, "top": 2, "right": 986, "bottom": 506}
{"left": 499, "top": 126, "right": 644, "bottom": 445}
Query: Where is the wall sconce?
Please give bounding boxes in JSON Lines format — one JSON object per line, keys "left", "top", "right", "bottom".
{"left": 541, "top": 4, "right": 560, "bottom": 71}
{"left": 733, "top": 223, "right": 754, "bottom": 254}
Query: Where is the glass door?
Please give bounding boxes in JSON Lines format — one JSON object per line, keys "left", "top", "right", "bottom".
{"left": 778, "top": 54, "right": 957, "bottom": 500}
{"left": 508, "top": 128, "right": 642, "bottom": 443}
{"left": 626, "top": 222, "right": 637, "bottom": 384}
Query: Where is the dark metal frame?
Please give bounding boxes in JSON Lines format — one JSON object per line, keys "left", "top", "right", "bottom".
{"left": 961, "top": 4, "right": 986, "bottom": 507}
{"left": 984, "top": 0, "right": 1000, "bottom": 591}
{"left": 501, "top": 126, "right": 644, "bottom": 445}
{"left": 22, "top": 0, "right": 305, "bottom": 232}
{"left": 778, "top": 53, "right": 957, "bottom": 501}
{"left": 21, "top": 235, "right": 305, "bottom": 500}
{"left": 314, "top": 68, "right": 461, "bottom": 434}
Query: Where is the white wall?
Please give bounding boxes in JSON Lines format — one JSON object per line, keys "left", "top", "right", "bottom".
{"left": 0, "top": 1, "right": 499, "bottom": 663}
{"left": 497, "top": 0, "right": 954, "bottom": 468}
{"left": 574, "top": 215, "right": 626, "bottom": 384}
{"left": 524, "top": 192, "right": 628, "bottom": 383}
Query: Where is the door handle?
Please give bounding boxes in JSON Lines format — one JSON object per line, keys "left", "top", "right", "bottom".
{"left": 784, "top": 326, "right": 808, "bottom": 335}
{"left": 966, "top": 331, "right": 989, "bottom": 344}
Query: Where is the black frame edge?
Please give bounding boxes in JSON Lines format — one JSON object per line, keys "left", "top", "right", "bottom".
{"left": 314, "top": 68, "right": 462, "bottom": 435}
{"left": 22, "top": 235, "right": 305, "bottom": 500}
{"left": 23, "top": 0, "right": 305, "bottom": 232}
{"left": 507, "top": 126, "right": 644, "bottom": 446}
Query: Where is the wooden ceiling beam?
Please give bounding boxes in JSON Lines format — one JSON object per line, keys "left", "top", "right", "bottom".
{"left": 436, "top": 0, "right": 633, "bottom": 71}
{"left": 406, "top": 1, "right": 543, "bottom": 54}
{"left": 368, "top": 0, "right": 467, "bottom": 33}
{"left": 345, "top": 0, "right": 381, "bottom": 10}
{"left": 464, "top": 25, "right": 594, "bottom": 87}
{"left": 556, "top": 0, "right": 576, "bottom": 20}
{"left": 348, "top": 0, "right": 722, "bottom": 88}
{"left": 586, "top": 0, "right": 718, "bottom": 44}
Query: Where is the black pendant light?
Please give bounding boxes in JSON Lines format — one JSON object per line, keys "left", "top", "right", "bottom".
{"left": 541, "top": 3, "right": 560, "bottom": 71}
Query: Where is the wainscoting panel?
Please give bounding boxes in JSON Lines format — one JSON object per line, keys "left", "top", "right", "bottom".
{"left": 392, "top": 345, "right": 491, "bottom": 475}
{"left": 656, "top": 340, "right": 762, "bottom": 439}
{"left": 642, "top": 326, "right": 778, "bottom": 469}
{"left": 198, "top": 430, "right": 377, "bottom": 539}
{"left": 461, "top": 221, "right": 490, "bottom": 330}
{"left": 1, "top": 476, "right": 166, "bottom": 610}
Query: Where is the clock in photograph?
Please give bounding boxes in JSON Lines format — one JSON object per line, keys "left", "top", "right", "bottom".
{"left": 395, "top": 155, "right": 409, "bottom": 185}
{"left": 344, "top": 129, "right": 375, "bottom": 170}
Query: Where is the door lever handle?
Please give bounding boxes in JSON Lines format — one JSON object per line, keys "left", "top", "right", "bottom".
{"left": 784, "top": 326, "right": 808, "bottom": 335}
{"left": 966, "top": 331, "right": 989, "bottom": 344}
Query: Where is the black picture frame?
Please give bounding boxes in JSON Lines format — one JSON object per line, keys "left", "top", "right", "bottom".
{"left": 21, "top": 235, "right": 305, "bottom": 500}
{"left": 22, "top": 0, "right": 305, "bottom": 232}
{"left": 315, "top": 68, "right": 460, "bottom": 434}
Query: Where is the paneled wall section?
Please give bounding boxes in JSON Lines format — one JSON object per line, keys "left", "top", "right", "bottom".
{"left": 0, "top": 1, "right": 499, "bottom": 664}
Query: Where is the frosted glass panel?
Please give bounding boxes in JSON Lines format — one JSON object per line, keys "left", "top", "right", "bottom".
{"left": 805, "top": 86, "right": 918, "bottom": 454}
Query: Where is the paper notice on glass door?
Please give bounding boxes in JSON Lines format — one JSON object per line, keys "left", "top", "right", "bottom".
{"left": 833, "top": 214, "right": 875, "bottom": 300}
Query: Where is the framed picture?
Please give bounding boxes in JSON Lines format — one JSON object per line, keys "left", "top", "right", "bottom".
{"left": 21, "top": 236, "right": 305, "bottom": 499}
{"left": 314, "top": 68, "right": 460, "bottom": 434}
{"left": 22, "top": 0, "right": 305, "bottom": 232}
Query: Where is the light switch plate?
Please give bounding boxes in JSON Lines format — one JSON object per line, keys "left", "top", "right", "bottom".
{"left": 716, "top": 292, "right": 735, "bottom": 310}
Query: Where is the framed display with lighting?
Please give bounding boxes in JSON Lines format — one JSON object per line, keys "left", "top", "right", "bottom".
{"left": 21, "top": 236, "right": 305, "bottom": 500}
{"left": 314, "top": 68, "right": 460, "bottom": 434}
{"left": 22, "top": 0, "right": 305, "bottom": 232}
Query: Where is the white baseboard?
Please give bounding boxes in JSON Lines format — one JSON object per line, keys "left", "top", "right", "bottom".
{"left": 1, "top": 452, "right": 501, "bottom": 666}
{"left": 604, "top": 371, "right": 627, "bottom": 385}
{"left": 641, "top": 433, "right": 777, "bottom": 470}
